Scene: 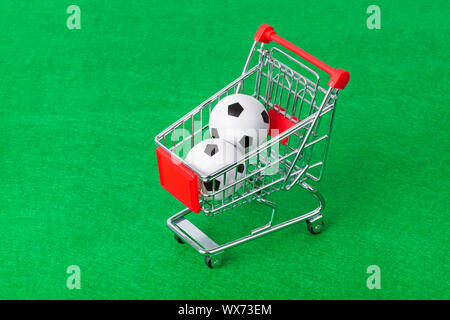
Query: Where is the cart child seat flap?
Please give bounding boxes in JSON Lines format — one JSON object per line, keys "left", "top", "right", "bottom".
{"left": 156, "top": 147, "right": 200, "bottom": 213}
{"left": 267, "top": 105, "right": 298, "bottom": 145}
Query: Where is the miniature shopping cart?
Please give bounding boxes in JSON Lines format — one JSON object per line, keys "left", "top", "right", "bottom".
{"left": 155, "top": 24, "right": 349, "bottom": 268}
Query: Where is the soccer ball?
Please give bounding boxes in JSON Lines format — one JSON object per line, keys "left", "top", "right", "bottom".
{"left": 209, "top": 94, "right": 270, "bottom": 153}
{"left": 185, "top": 138, "right": 245, "bottom": 200}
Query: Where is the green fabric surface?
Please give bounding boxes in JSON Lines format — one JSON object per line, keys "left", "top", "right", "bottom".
{"left": 1, "top": 0, "right": 449, "bottom": 299}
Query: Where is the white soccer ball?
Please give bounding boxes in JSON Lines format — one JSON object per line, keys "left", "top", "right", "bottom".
{"left": 209, "top": 93, "right": 270, "bottom": 153}
{"left": 185, "top": 138, "right": 246, "bottom": 200}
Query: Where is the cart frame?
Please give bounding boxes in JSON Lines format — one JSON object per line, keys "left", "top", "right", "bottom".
{"left": 155, "top": 24, "right": 349, "bottom": 268}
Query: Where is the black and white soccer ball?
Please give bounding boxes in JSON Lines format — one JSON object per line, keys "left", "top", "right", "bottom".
{"left": 209, "top": 94, "right": 270, "bottom": 153}
{"left": 185, "top": 138, "right": 245, "bottom": 200}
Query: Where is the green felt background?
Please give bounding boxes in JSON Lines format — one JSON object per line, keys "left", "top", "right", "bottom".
{"left": 0, "top": 0, "right": 448, "bottom": 299}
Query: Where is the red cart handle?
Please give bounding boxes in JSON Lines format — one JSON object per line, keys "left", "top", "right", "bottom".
{"left": 254, "top": 24, "right": 349, "bottom": 89}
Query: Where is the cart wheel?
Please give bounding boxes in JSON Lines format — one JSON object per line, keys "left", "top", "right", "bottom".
{"left": 307, "top": 220, "right": 324, "bottom": 235}
{"left": 205, "top": 255, "right": 221, "bottom": 268}
{"left": 174, "top": 234, "right": 185, "bottom": 244}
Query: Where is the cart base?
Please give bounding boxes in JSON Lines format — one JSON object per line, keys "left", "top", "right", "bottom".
{"left": 167, "top": 182, "right": 325, "bottom": 268}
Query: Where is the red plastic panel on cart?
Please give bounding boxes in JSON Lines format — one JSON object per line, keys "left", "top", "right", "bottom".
{"left": 156, "top": 147, "right": 200, "bottom": 213}
{"left": 268, "top": 106, "right": 299, "bottom": 145}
